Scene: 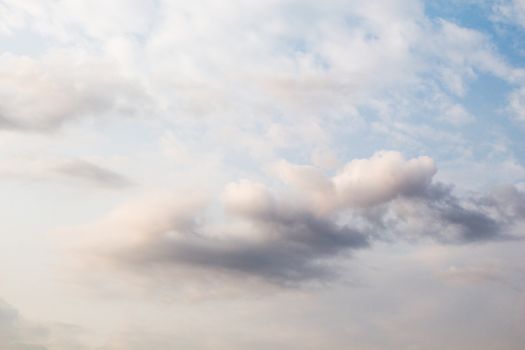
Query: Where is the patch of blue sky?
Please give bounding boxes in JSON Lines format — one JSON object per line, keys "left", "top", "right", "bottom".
{"left": 425, "top": 0, "right": 493, "bottom": 29}
{"left": 422, "top": 1, "right": 525, "bottom": 167}
{"left": 328, "top": 105, "right": 411, "bottom": 159}
{"left": 461, "top": 73, "right": 525, "bottom": 161}
{"left": 425, "top": 0, "right": 525, "bottom": 66}
{"left": 490, "top": 23, "right": 525, "bottom": 66}
{"left": 327, "top": 95, "right": 487, "bottom": 171}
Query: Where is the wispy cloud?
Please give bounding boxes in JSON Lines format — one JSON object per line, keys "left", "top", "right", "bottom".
{"left": 54, "top": 159, "right": 133, "bottom": 188}
{"left": 0, "top": 156, "right": 133, "bottom": 189}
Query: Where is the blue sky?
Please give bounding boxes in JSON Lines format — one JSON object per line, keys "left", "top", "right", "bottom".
{"left": 0, "top": 1, "right": 524, "bottom": 349}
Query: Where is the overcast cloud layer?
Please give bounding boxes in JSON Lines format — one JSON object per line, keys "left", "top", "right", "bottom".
{"left": 0, "top": 1, "right": 524, "bottom": 349}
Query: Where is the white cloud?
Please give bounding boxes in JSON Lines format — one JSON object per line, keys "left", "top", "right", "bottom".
{"left": 508, "top": 86, "right": 525, "bottom": 121}
{"left": 0, "top": 155, "right": 133, "bottom": 188}
{"left": 333, "top": 151, "right": 436, "bottom": 208}
{"left": 493, "top": 0, "right": 525, "bottom": 28}
{"left": 0, "top": 51, "right": 151, "bottom": 130}
{"left": 439, "top": 104, "right": 475, "bottom": 126}
{"left": 274, "top": 151, "right": 436, "bottom": 212}
{"left": 0, "top": 0, "right": 157, "bottom": 42}
{"left": 60, "top": 151, "right": 525, "bottom": 291}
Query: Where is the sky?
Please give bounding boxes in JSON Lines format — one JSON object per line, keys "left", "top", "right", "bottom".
{"left": 0, "top": 0, "right": 525, "bottom": 349}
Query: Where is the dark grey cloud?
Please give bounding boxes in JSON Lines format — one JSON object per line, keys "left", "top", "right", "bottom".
{"left": 434, "top": 200, "right": 501, "bottom": 243}
{"left": 119, "top": 210, "right": 369, "bottom": 286}
{"left": 360, "top": 183, "right": 523, "bottom": 245}
{"left": 54, "top": 160, "right": 133, "bottom": 188}
{"left": 420, "top": 184, "right": 505, "bottom": 243}
{"left": 480, "top": 185, "right": 525, "bottom": 220}
{"left": 426, "top": 183, "right": 525, "bottom": 243}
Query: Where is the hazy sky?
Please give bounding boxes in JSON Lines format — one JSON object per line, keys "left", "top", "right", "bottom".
{"left": 1, "top": 0, "right": 525, "bottom": 349}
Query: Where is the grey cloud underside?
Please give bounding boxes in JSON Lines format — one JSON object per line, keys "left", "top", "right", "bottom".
{"left": 432, "top": 200, "right": 501, "bottom": 243}
{"left": 55, "top": 160, "right": 133, "bottom": 188}
{"left": 120, "top": 213, "right": 369, "bottom": 285}
{"left": 393, "top": 184, "right": 509, "bottom": 243}
{"left": 435, "top": 184, "right": 525, "bottom": 243}
{"left": 367, "top": 189, "right": 521, "bottom": 248}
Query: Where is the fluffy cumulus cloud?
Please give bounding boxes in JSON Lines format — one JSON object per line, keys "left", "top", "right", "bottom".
{"left": 71, "top": 152, "right": 525, "bottom": 289}
{"left": 272, "top": 151, "right": 436, "bottom": 212}
{"left": 333, "top": 151, "right": 436, "bottom": 207}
